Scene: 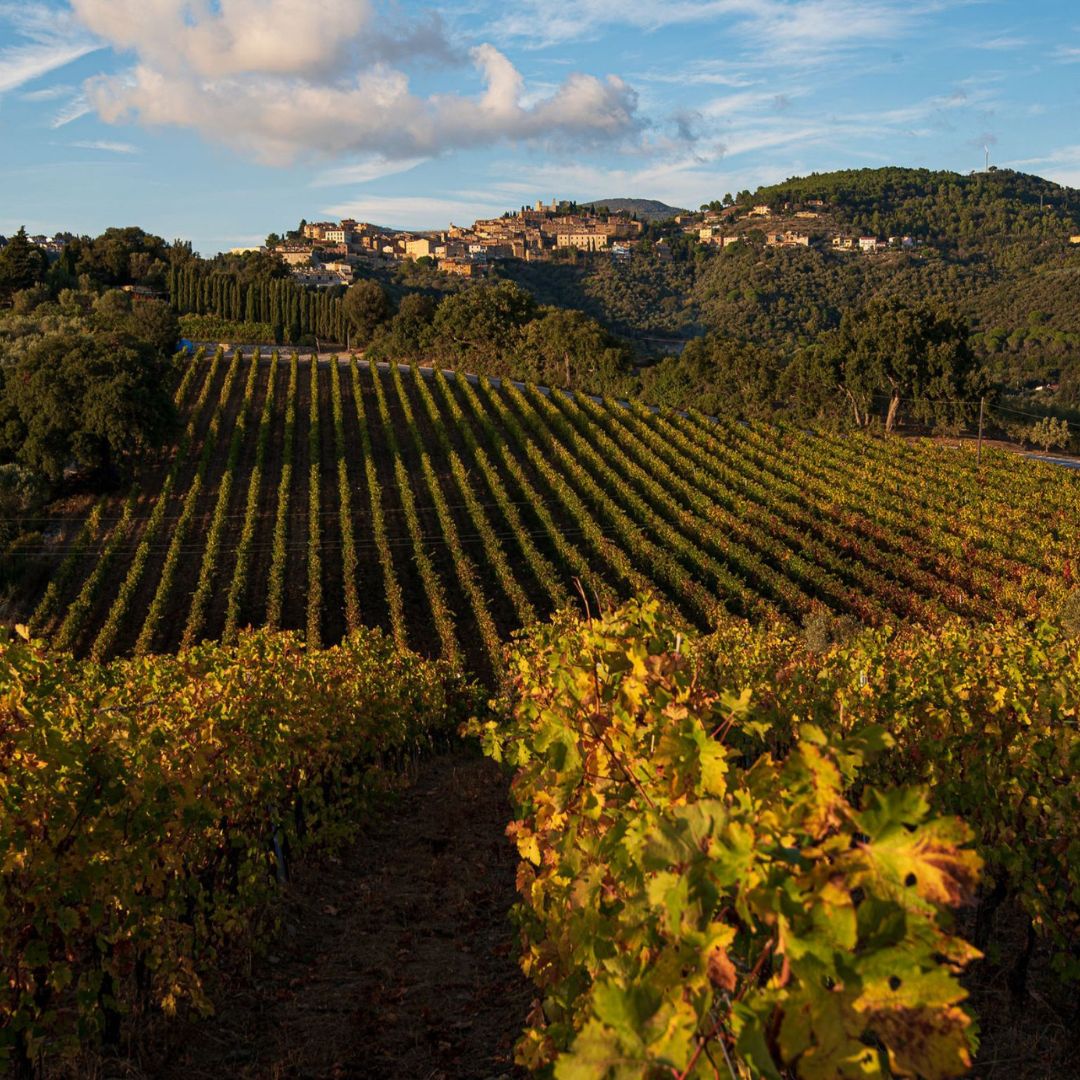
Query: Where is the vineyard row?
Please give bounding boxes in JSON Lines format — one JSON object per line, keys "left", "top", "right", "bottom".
{"left": 24, "top": 352, "right": 1079, "bottom": 679}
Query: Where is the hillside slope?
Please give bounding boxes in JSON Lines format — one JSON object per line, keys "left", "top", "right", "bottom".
{"left": 507, "top": 168, "right": 1080, "bottom": 391}
{"left": 15, "top": 348, "right": 1079, "bottom": 682}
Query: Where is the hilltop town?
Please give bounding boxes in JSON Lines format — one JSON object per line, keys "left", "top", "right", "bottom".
{"left": 13, "top": 177, "right": 1080, "bottom": 301}
{"left": 242, "top": 199, "right": 647, "bottom": 287}
{"left": 235, "top": 194, "right": 936, "bottom": 291}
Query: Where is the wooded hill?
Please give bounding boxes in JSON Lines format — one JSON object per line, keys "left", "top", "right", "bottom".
{"left": 500, "top": 167, "right": 1080, "bottom": 394}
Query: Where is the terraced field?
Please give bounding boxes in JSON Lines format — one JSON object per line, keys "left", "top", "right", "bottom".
{"left": 22, "top": 347, "right": 1080, "bottom": 681}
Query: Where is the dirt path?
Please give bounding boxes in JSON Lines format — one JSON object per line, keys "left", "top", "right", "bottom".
{"left": 157, "top": 751, "right": 530, "bottom": 1080}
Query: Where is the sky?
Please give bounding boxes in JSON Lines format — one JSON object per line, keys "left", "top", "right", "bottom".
{"left": 0, "top": 0, "right": 1078, "bottom": 255}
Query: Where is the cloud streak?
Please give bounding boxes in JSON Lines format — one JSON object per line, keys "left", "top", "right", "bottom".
{"left": 491, "top": 0, "right": 929, "bottom": 64}
{"left": 0, "top": 3, "right": 102, "bottom": 94}
{"left": 70, "top": 139, "right": 139, "bottom": 154}
{"left": 311, "top": 157, "right": 431, "bottom": 187}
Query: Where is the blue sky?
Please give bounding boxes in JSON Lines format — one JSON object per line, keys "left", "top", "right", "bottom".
{"left": 1, "top": 1, "right": 1078, "bottom": 254}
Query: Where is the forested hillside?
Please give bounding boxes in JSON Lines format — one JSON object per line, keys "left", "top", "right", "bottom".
{"left": 509, "top": 169, "right": 1080, "bottom": 380}
{"left": 752, "top": 167, "right": 1080, "bottom": 244}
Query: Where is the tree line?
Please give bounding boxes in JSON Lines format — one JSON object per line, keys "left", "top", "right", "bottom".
{"left": 168, "top": 263, "right": 348, "bottom": 345}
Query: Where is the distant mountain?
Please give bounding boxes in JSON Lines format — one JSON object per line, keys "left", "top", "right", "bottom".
{"left": 580, "top": 198, "right": 685, "bottom": 222}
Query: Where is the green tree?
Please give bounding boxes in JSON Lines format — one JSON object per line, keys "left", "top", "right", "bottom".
{"left": 0, "top": 331, "right": 175, "bottom": 483}
{"left": 341, "top": 279, "right": 392, "bottom": 347}
{"left": 67, "top": 227, "right": 169, "bottom": 289}
{"left": 820, "top": 298, "right": 985, "bottom": 432}
{"left": 122, "top": 298, "right": 181, "bottom": 355}
{"left": 0, "top": 228, "right": 47, "bottom": 304}
{"left": 1029, "top": 415, "right": 1071, "bottom": 453}
{"left": 432, "top": 280, "right": 537, "bottom": 356}
{"left": 777, "top": 344, "right": 847, "bottom": 424}
{"left": 514, "top": 307, "right": 633, "bottom": 393}
{"left": 371, "top": 292, "right": 437, "bottom": 358}
{"left": 641, "top": 334, "right": 781, "bottom": 418}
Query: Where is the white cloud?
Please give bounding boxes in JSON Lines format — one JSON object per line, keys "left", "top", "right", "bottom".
{"left": 972, "top": 34, "right": 1031, "bottom": 51}
{"left": 20, "top": 83, "right": 76, "bottom": 101}
{"left": 633, "top": 60, "right": 757, "bottom": 87}
{"left": 0, "top": 3, "right": 102, "bottom": 94}
{"left": 70, "top": 139, "right": 139, "bottom": 154}
{"left": 700, "top": 89, "right": 801, "bottom": 119}
{"left": 311, "top": 156, "right": 430, "bottom": 187}
{"left": 70, "top": 0, "right": 371, "bottom": 78}
{"left": 68, "top": 0, "right": 640, "bottom": 163}
{"left": 1009, "top": 146, "right": 1080, "bottom": 168}
{"left": 1006, "top": 146, "right": 1080, "bottom": 187}
{"left": 50, "top": 92, "right": 92, "bottom": 128}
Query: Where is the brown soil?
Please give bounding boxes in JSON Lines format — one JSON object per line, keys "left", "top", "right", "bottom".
{"left": 201, "top": 355, "right": 273, "bottom": 642}
{"left": 282, "top": 359, "right": 313, "bottom": 634}
{"left": 404, "top": 374, "right": 523, "bottom": 645}
{"left": 244, "top": 356, "right": 291, "bottom": 630}
{"left": 316, "top": 361, "right": 346, "bottom": 647}
{"left": 154, "top": 354, "right": 262, "bottom": 654}
{"left": 136, "top": 750, "right": 531, "bottom": 1080}
{"left": 435, "top": 394, "right": 563, "bottom": 628}
{"left": 337, "top": 361, "right": 390, "bottom": 639}
{"left": 961, "top": 900, "right": 1080, "bottom": 1078}
{"left": 451, "top": 377, "right": 622, "bottom": 610}
{"left": 362, "top": 365, "right": 450, "bottom": 661}
{"left": 382, "top": 366, "right": 490, "bottom": 678}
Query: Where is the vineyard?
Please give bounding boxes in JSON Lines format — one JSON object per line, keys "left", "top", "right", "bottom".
{"left": 5, "top": 348, "right": 1080, "bottom": 1076}
{"left": 18, "top": 347, "right": 1080, "bottom": 680}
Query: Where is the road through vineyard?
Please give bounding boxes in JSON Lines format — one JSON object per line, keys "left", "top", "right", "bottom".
{"left": 21, "top": 349, "right": 1080, "bottom": 680}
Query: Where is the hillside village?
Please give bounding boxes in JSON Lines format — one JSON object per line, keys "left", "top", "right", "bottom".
{"left": 683, "top": 201, "right": 916, "bottom": 252}
{"left": 11, "top": 179, "right": 1080, "bottom": 298}
{"left": 241, "top": 199, "right": 647, "bottom": 287}
{"left": 239, "top": 195, "right": 933, "bottom": 289}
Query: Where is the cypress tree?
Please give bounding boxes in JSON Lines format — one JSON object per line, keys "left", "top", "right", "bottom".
{"left": 0, "top": 227, "right": 46, "bottom": 302}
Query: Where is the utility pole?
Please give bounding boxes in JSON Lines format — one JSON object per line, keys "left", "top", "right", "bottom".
{"left": 977, "top": 396, "right": 986, "bottom": 467}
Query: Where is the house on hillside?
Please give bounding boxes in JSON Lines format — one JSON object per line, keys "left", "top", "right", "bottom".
{"left": 859, "top": 236, "right": 885, "bottom": 253}
{"left": 276, "top": 247, "right": 315, "bottom": 266}
{"left": 438, "top": 258, "right": 479, "bottom": 277}
{"left": 750, "top": 205, "right": 773, "bottom": 217}
{"left": 121, "top": 284, "right": 164, "bottom": 300}
{"left": 291, "top": 266, "right": 352, "bottom": 288}
{"left": 766, "top": 231, "right": 811, "bottom": 248}
{"left": 302, "top": 222, "right": 337, "bottom": 241}
{"left": 556, "top": 231, "right": 609, "bottom": 252}
{"left": 832, "top": 236, "right": 857, "bottom": 252}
